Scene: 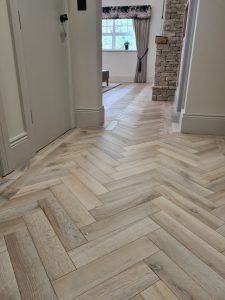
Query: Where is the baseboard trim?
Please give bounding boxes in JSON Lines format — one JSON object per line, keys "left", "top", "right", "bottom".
{"left": 181, "top": 113, "right": 225, "bottom": 135}
{"left": 109, "top": 76, "right": 134, "bottom": 83}
{"left": 109, "top": 76, "right": 154, "bottom": 84}
{"left": 75, "top": 106, "right": 105, "bottom": 128}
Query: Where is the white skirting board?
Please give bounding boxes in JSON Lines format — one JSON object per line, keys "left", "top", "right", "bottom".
{"left": 75, "top": 106, "right": 105, "bottom": 128}
{"left": 181, "top": 113, "right": 225, "bottom": 135}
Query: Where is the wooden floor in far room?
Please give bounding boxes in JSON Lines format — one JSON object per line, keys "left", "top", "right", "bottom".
{"left": 1, "top": 84, "right": 225, "bottom": 299}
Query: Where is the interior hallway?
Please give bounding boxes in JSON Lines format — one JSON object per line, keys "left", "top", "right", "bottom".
{"left": 1, "top": 84, "right": 225, "bottom": 299}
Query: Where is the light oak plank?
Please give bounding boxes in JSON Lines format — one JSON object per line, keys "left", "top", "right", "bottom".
{"left": 152, "top": 211, "right": 225, "bottom": 278}
{"left": 152, "top": 197, "right": 225, "bottom": 251}
{"left": 141, "top": 281, "right": 179, "bottom": 300}
{"left": 156, "top": 185, "right": 224, "bottom": 229}
{"left": 51, "top": 183, "right": 95, "bottom": 228}
{"left": 0, "top": 250, "right": 21, "bottom": 300}
{"left": 5, "top": 228, "right": 57, "bottom": 300}
{"left": 90, "top": 191, "right": 158, "bottom": 220}
{"left": 70, "top": 167, "right": 108, "bottom": 195}
{"left": 74, "top": 155, "right": 112, "bottom": 183}
{"left": 145, "top": 251, "right": 213, "bottom": 300}
{"left": 53, "top": 237, "right": 159, "bottom": 300}
{"left": 62, "top": 174, "right": 102, "bottom": 210}
{"left": 75, "top": 262, "right": 158, "bottom": 300}
{"left": 148, "top": 229, "right": 225, "bottom": 300}
{"left": 39, "top": 197, "right": 86, "bottom": 251}
{"left": 81, "top": 201, "right": 159, "bottom": 241}
{"left": 69, "top": 217, "right": 159, "bottom": 267}
{"left": 24, "top": 209, "right": 75, "bottom": 281}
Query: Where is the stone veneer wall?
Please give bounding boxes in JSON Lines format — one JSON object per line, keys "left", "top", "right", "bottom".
{"left": 152, "top": 0, "right": 187, "bottom": 101}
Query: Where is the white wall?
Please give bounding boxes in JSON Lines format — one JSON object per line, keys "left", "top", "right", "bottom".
{"left": 68, "top": 0, "right": 103, "bottom": 127}
{"left": 102, "top": 0, "right": 164, "bottom": 83}
{"left": 181, "top": 0, "right": 225, "bottom": 135}
{"left": 0, "top": 0, "right": 25, "bottom": 141}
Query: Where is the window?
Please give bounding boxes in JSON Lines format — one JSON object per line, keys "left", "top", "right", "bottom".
{"left": 102, "top": 19, "right": 137, "bottom": 51}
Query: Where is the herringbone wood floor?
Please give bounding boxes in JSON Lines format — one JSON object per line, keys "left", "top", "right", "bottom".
{"left": 1, "top": 84, "right": 225, "bottom": 299}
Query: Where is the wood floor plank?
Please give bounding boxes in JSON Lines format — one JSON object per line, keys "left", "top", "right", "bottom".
{"left": 80, "top": 201, "right": 159, "bottom": 241}
{"left": 141, "top": 281, "right": 179, "bottom": 300}
{"left": 145, "top": 251, "right": 213, "bottom": 300}
{"left": 111, "top": 162, "right": 157, "bottom": 180}
{"left": 89, "top": 147, "right": 120, "bottom": 167}
{"left": 0, "top": 250, "right": 21, "bottom": 300}
{"left": 74, "top": 155, "right": 112, "bottom": 183}
{"left": 151, "top": 196, "right": 225, "bottom": 251}
{"left": 212, "top": 205, "right": 225, "bottom": 221}
{"left": 105, "top": 170, "right": 157, "bottom": 191}
{"left": 158, "top": 148, "right": 199, "bottom": 167}
{"left": 82, "top": 151, "right": 116, "bottom": 175}
{"left": 155, "top": 176, "right": 217, "bottom": 210}
{"left": 0, "top": 217, "right": 25, "bottom": 236}
{"left": 148, "top": 229, "right": 225, "bottom": 300}
{"left": 156, "top": 185, "right": 224, "bottom": 229}
{"left": 69, "top": 217, "right": 159, "bottom": 267}
{"left": 152, "top": 211, "right": 225, "bottom": 278}
{"left": 51, "top": 183, "right": 95, "bottom": 228}
{"left": 90, "top": 191, "right": 158, "bottom": 220}
{"left": 5, "top": 228, "right": 57, "bottom": 300}
{"left": 39, "top": 197, "right": 86, "bottom": 251}
{"left": 130, "top": 295, "right": 144, "bottom": 300}
{"left": 158, "top": 167, "right": 213, "bottom": 197}
{"left": 70, "top": 167, "right": 108, "bottom": 195}
{"left": 12, "top": 179, "right": 61, "bottom": 199}
{"left": 0, "top": 237, "right": 6, "bottom": 253}
{"left": 24, "top": 209, "right": 75, "bottom": 281}
{"left": 75, "top": 262, "right": 158, "bottom": 300}
{"left": 62, "top": 174, "right": 102, "bottom": 210}
{"left": 53, "top": 237, "right": 159, "bottom": 300}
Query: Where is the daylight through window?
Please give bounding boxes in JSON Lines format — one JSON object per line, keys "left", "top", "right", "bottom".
{"left": 102, "top": 19, "right": 137, "bottom": 51}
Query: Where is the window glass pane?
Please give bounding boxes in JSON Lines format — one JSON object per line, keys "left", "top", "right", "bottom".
{"left": 107, "top": 20, "right": 113, "bottom": 26}
{"left": 102, "top": 19, "right": 136, "bottom": 51}
{"left": 102, "top": 36, "right": 113, "bottom": 50}
{"left": 115, "top": 35, "right": 136, "bottom": 50}
{"left": 102, "top": 27, "right": 108, "bottom": 34}
{"left": 128, "top": 35, "right": 137, "bottom": 50}
{"left": 115, "top": 35, "right": 128, "bottom": 50}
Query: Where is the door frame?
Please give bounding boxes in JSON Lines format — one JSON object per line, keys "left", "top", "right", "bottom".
{"left": 176, "top": 0, "right": 199, "bottom": 113}
{"left": 0, "top": 0, "right": 75, "bottom": 175}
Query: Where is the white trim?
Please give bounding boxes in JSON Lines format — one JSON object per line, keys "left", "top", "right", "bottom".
{"left": 64, "top": 0, "right": 76, "bottom": 128}
{"left": 9, "top": 131, "right": 28, "bottom": 147}
{"left": 102, "top": 50, "right": 137, "bottom": 53}
{"left": 181, "top": 113, "right": 225, "bottom": 135}
{"left": 108, "top": 75, "right": 154, "bottom": 84}
{"left": 75, "top": 106, "right": 105, "bottom": 128}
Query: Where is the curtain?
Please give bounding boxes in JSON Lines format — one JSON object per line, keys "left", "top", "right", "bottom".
{"left": 134, "top": 18, "right": 151, "bottom": 83}
{"left": 102, "top": 6, "right": 151, "bottom": 20}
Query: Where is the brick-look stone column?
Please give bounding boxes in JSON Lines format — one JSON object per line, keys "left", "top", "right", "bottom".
{"left": 152, "top": 0, "right": 187, "bottom": 101}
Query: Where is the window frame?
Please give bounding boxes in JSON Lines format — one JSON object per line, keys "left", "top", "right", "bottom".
{"left": 102, "top": 19, "right": 137, "bottom": 52}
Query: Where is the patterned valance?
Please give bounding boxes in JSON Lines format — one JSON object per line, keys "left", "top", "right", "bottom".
{"left": 102, "top": 5, "right": 151, "bottom": 20}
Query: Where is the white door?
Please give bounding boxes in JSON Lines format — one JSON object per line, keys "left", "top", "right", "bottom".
{"left": 18, "top": 0, "right": 71, "bottom": 150}
{"left": 0, "top": 0, "right": 35, "bottom": 175}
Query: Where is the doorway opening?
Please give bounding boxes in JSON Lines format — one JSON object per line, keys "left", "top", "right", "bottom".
{"left": 101, "top": 3, "right": 153, "bottom": 127}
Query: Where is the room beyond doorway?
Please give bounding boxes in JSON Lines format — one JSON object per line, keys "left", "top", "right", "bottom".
{"left": 101, "top": 1, "right": 164, "bottom": 87}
